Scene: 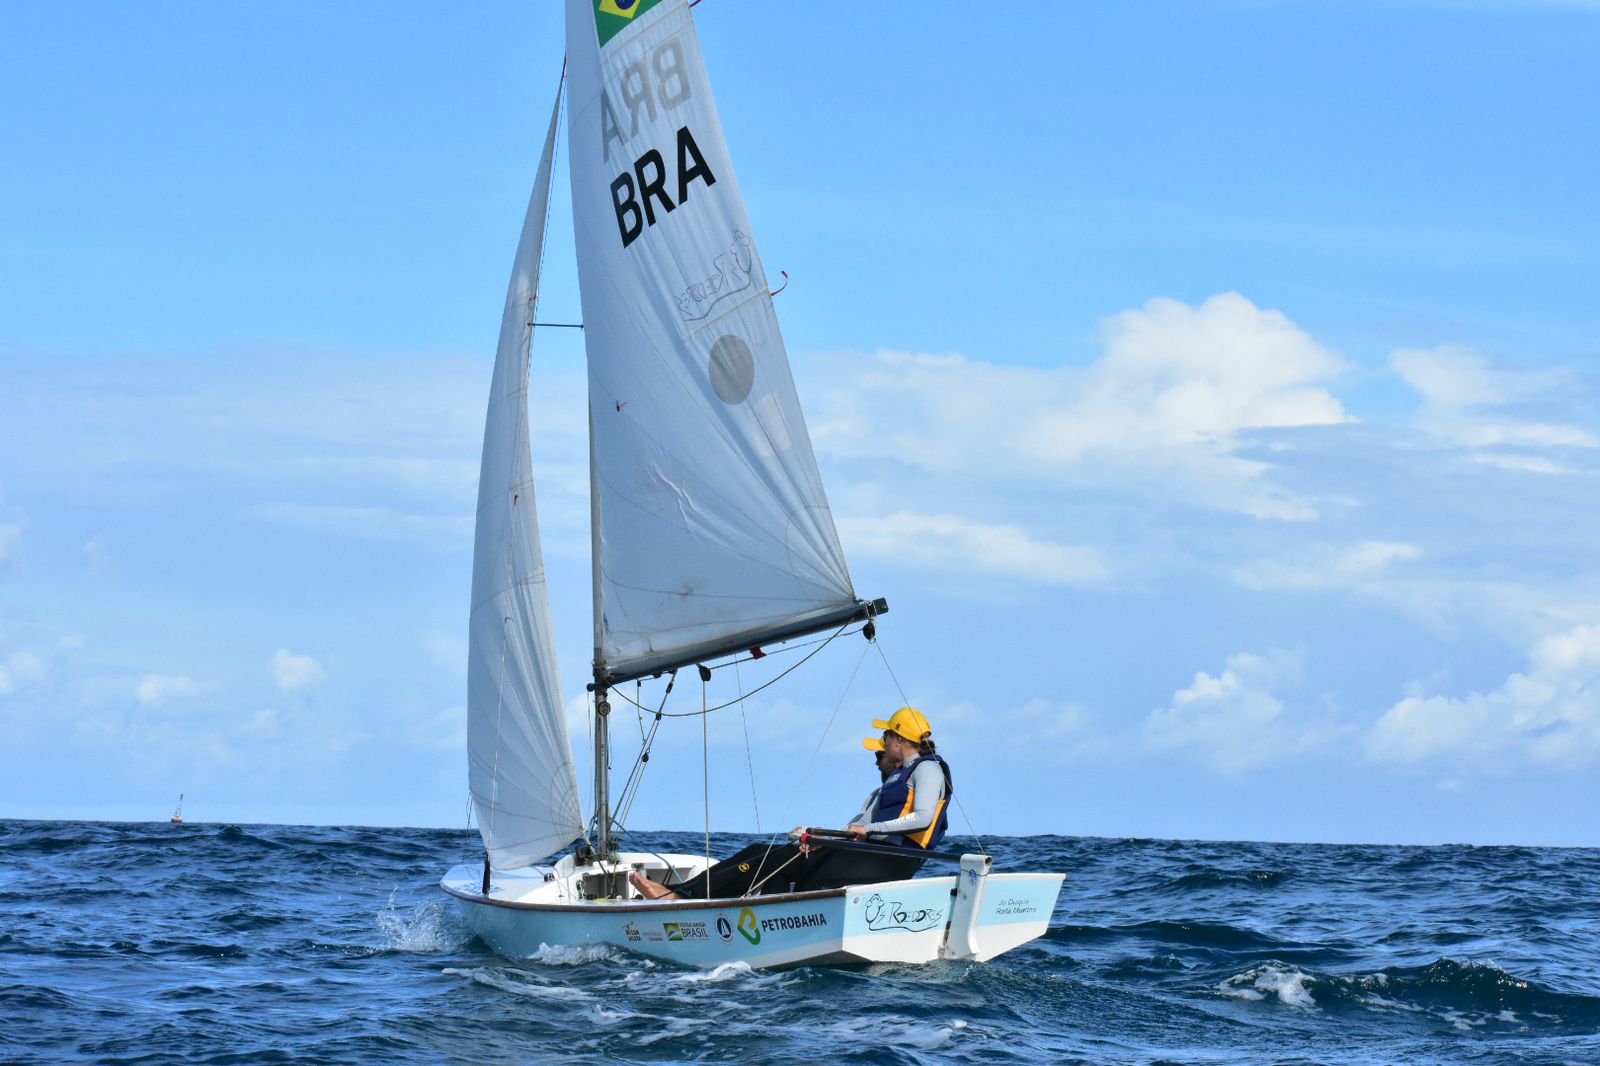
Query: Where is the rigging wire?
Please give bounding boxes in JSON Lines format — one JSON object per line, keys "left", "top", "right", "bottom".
{"left": 873, "top": 636, "right": 911, "bottom": 708}
{"left": 607, "top": 621, "right": 858, "bottom": 719}
{"left": 701, "top": 671, "right": 712, "bottom": 899}
{"left": 735, "top": 660, "right": 762, "bottom": 835}
{"left": 612, "top": 670, "right": 675, "bottom": 829}
{"left": 759, "top": 636, "right": 872, "bottom": 854}
{"left": 871, "top": 632, "right": 988, "bottom": 857}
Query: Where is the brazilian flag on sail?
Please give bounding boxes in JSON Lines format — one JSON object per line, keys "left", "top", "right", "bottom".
{"left": 595, "top": 0, "right": 665, "bottom": 48}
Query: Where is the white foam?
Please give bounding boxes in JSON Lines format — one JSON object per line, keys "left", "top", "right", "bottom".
{"left": 526, "top": 941, "right": 620, "bottom": 966}
{"left": 809, "top": 1016, "right": 958, "bottom": 1051}
{"left": 443, "top": 965, "right": 581, "bottom": 1002}
{"left": 584, "top": 1003, "right": 640, "bottom": 1025}
{"left": 672, "top": 960, "right": 756, "bottom": 984}
{"left": 376, "top": 895, "right": 469, "bottom": 953}
{"left": 1219, "top": 964, "right": 1317, "bottom": 1009}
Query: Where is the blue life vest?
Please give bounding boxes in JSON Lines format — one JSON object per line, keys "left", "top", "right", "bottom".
{"left": 871, "top": 754, "right": 953, "bottom": 849}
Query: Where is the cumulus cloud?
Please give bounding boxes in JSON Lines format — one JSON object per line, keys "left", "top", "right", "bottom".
{"left": 1393, "top": 345, "right": 1598, "bottom": 458}
{"left": 1143, "top": 648, "right": 1341, "bottom": 774}
{"left": 813, "top": 292, "right": 1350, "bottom": 520}
{"left": 836, "top": 512, "right": 1109, "bottom": 586}
{"left": 1366, "top": 624, "right": 1600, "bottom": 768}
{"left": 1233, "top": 540, "right": 1421, "bottom": 592}
{"left": 136, "top": 673, "right": 198, "bottom": 707}
{"left": 272, "top": 649, "right": 326, "bottom": 691}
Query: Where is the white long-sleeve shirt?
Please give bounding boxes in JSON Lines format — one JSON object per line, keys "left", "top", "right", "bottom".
{"left": 864, "top": 759, "right": 947, "bottom": 838}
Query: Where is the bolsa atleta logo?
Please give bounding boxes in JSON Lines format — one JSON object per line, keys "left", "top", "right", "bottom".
{"left": 595, "top": 0, "right": 665, "bottom": 47}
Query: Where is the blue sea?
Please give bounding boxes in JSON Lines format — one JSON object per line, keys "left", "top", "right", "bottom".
{"left": 2, "top": 820, "right": 1596, "bottom": 1065}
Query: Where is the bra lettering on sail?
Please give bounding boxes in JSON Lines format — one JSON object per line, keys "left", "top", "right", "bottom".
{"left": 600, "top": 37, "right": 691, "bottom": 161}
{"left": 609, "top": 126, "right": 716, "bottom": 248}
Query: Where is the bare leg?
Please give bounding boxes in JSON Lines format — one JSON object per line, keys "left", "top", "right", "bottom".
{"left": 628, "top": 870, "right": 681, "bottom": 900}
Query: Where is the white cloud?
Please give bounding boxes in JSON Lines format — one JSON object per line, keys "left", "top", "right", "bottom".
{"left": 1143, "top": 648, "right": 1340, "bottom": 774}
{"left": 898, "top": 696, "right": 1108, "bottom": 766}
{"left": 1471, "top": 453, "right": 1569, "bottom": 475}
{"left": 1233, "top": 540, "right": 1421, "bottom": 592}
{"left": 0, "top": 651, "right": 46, "bottom": 695}
{"left": 241, "top": 709, "right": 284, "bottom": 739}
{"left": 1366, "top": 624, "right": 1600, "bottom": 769}
{"left": 250, "top": 502, "right": 470, "bottom": 548}
{"left": 136, "top": 673, "right": 197, "bottom": 707}
{"left": 405, "top": 704, "right": 466, "bottom": 752}
{"left": 812, "top": 292, "right": 1350, "bottom": 520}
{"left": 0, "top": 522, "right": 22, "bottom": 567}
{"left": 272, "top": 649, "right": 326, "bottom": 691}
{"left": 836, "top": 512, "right": 1109, "bottom": 586}
{"left": 424, "top": 629, "right": 468, "bottom": 672}
{"left": 81, "top": 535, "right": 109, "bottom": 568}
{"left": 1392, "top": 345, "right": 1598, "bottom": 457}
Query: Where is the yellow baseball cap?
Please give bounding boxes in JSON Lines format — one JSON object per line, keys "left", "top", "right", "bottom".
{"left": 868, "top": 706, "right": 932, "bottom": 747}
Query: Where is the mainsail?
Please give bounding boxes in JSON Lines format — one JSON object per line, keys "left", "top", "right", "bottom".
{"left": 467, "top": 84, "right": 585, "bottom": 869}
{"left": 565, "top": 0, "right": 861, "bottom": 685}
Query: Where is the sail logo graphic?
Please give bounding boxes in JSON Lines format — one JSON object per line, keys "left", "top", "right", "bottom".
{"left": 737, "top": 907, "right": 761, "bottom": 945}
{"left": 594, "top": 0, "right": 664, "bottom": 48}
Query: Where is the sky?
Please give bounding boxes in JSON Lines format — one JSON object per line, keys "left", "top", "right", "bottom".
{"left": 2, "top": 2, "right": 1597, "bottom": 847}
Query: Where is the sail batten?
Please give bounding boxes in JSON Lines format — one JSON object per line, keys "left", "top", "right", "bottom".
{"left": 467, "top": 81, "right": 584, "bottom": 871}
{"left": 566, "top": 0, "right": 859, "bottom": 682}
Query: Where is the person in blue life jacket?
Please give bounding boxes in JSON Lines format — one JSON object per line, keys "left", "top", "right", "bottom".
{"left": 846, "top": 706, "right": 953, "bottom": 852}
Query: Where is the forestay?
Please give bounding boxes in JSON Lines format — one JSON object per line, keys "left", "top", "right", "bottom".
{"left": 565, "top": 0, "right": 858, "bottom": 683}
{"left": 467, "top": 85, "right": 585, "bottom": 870}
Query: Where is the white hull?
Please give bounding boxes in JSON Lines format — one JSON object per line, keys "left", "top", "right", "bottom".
{"left": 442, "top": 850, "right": 1063, "bottom": 969}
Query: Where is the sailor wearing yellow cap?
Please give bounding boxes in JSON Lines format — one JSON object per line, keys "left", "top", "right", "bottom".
{"left": 849, "top": 706, "right": 953, "bottom": 851}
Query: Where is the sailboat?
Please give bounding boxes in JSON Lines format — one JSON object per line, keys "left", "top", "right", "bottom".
{"left": 440, "top": 0, "right": 1063, "bottom": 968}
{"left": 171, "top": 794, "right": 183, "bottom": 824}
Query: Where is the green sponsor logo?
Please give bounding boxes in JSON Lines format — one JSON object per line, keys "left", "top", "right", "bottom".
{"left": 737, "top": 907, "right": 761, "bottom": 945}
{"left": 594, "top": 0, "right": 665, "bottom": 48}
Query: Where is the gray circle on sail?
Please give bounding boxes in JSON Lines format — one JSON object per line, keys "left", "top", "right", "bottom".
{"left": 708, "top": 334, "right": 755, "bottom": 405}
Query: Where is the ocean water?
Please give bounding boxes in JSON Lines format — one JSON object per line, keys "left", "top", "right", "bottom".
{"left": 1, "top": 821, "right": 1596, "bottom": 1065}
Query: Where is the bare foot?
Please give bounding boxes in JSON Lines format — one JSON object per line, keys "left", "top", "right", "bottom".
{"left": 628, "top": 870, "right": 680, "bottom": 900}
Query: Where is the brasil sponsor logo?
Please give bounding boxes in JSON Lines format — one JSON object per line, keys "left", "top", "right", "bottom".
{"left": 737, "top": 907, "right": 761, "bottom": 945}
{"left": 663, "top": 920, "right": 709, "bottom": 942}
{"left": 594, "top": 0, "right": 664, "bottom": 48}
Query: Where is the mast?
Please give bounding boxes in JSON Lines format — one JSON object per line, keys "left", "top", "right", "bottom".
{"left": 588, "top": 405, "right": 615, "bottom": 862}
